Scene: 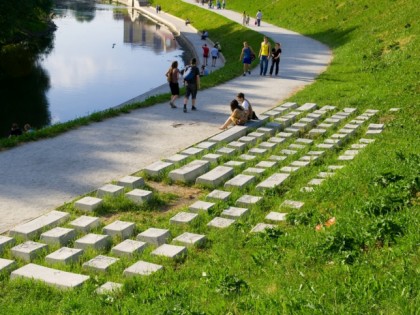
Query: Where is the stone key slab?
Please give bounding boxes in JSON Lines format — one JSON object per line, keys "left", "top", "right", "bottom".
{"left": 224, "top": 174, "right": 255, "bottom": 189}
{"left": 96, "top": 282, "right": 123, "bottom": 295}
{"left": 69, "top": 215, "right": 100, "bottom": 232}
{"left": 170, "top": 212, "right": 198, "bottom": 224}
{"left": 75, "top": 196, "right": 103, "bottom": 212}
{"left": 196, "top": 166, "right": 234, "bottom": 188}
{"left": 118, "top": 176, "right": 145, "bottom": 189}
{"left": 11, "top": 263, "right": 89, "bottom": 289}
{"left": 143, "top": 161, "right": 173, "bottom": 177}
{"left": 0, "top": 258, "right": 16, "bottom": 273}
{"left": 189, "top": 200, "right": 215, "bottom": 213}
{"left": 10, "top": 210, "right": 70, "bottom": 240}
{"left": 172, "top": 232, "right": 206, "bottom": 247}
{"left": 137, "top": 228, "right": 170, "bottom": 246}
{"left": 251, "top": 223, "right": 276, "bottom": 233}
{"left": 45, "top": 247, "right": 84, "bottom": 265}
{"left": 40, "top": 227, "right": 76, "bottom": 246}
{"left": 111, "top": 239, "right": 147, "bottom": 257}
{"left": 151, "top": 244, "right": 187, "bottom": 259}
{"left": 74, "top": 234, "right": 111, "bottom": 251}
{"left": 209, "top": 125, "right": 247, "bottom": 143}
{"left": 169, "top": 160, "right": 210, "bottom": 183}
{"left": 126, "top": 189, "right": 153, "bottom": 204}
{"left": 97, "top": 184, "right": 124, "bottom": 198}
{"left": 221, "top": 207, "right": 249, "bottom": 219}
{"left": 256, "top": 173, "right": 290, "bottom": 190}
{"left": 83, "top": 255, "right": 119, "bottom": 273}
{"left": 0, "top": 235, "right": 15, "bottom": 254}
{"left": 124, "top": 260, "right": 163, "bottom": 277}
{"left": 103, "top": 220, "right": 135, "bottom": 239}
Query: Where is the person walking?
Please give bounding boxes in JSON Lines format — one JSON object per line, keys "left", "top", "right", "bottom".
{"left": 239, "top": 41, "right": 254, "bottom": 76}
{"left": 256, "top": 10, "right": 262, "bottom": 26}
{"left": 258, "top": 36, "right": 271, "bottom": 76}
{"left": 269, "top": 42, "right": 282, "bottom": 76}
{"left": 202, "top": 43, "right": 209, "bottom": 66}
{"left": 183, "top": 58, "right": 200, "bottom": 113}
{"left": 242, "top": 11, "right": 246, "bottom": 25}
{"left": 210, "top": 45, "right": 219, "bottom": 67}
{"left": 166, "top": 61, "right": 180, "bottom": 108}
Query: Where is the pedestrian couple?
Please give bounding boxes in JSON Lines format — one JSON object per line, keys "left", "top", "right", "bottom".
{"left": 219, "top": 93, "right": 257, "bottom": 130}
{"left": 240, "top": 37, "right": 281, "bottom": 76}
{"left": 258, "top": 36, "right": 282, "bottom": 76}
{"left": 166, "top": 58, "right": 200, "bottom": 112}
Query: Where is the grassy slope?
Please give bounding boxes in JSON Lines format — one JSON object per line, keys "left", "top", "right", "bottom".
{"left": 0, "top": 0, "right": 419, "bottom": 314}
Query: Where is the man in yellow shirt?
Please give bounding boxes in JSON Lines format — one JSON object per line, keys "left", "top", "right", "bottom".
{"left": 258, "top": 36, "right": 271, "bottom": 76}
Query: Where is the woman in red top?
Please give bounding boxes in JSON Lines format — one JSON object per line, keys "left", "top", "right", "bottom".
{"left": 202, "top": 44, "right": 209, "bottom": 66}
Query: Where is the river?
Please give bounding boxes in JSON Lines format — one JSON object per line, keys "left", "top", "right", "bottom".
{"left": 0, "top": 0, "right": 186, "bottom": 137}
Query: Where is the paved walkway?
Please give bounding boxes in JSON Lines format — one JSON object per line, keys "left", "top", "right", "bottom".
{"left": 0, "top": 2, "right": 331, "bottom": 234}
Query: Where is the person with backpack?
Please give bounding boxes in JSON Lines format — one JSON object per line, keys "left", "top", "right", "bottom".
{"left": 237, "top": 92, "right": 258, "bottom": 120}
{"left": 182, "top": 58, "right": 200, "bottom": 113}
{"left": 166, "top": 61, "right": 180, "bottom": 108}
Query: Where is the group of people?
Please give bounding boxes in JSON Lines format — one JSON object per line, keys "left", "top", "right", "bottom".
{"left": 202, "top": 43, "right": 221, "bottom": 67}
{"left": 239, "top": 37, "right": 282, "bottom": 76}
{"left": 166, "top": 12, "right": 282, "bottom": 128}
{"left": 165, "top": 57, "right": 257, "bottom": 129}
{"left": 166, "top": 58, "right": 200, "bottom": 112}
{"left": 242, "top": 10, "right": 264, "bottom": 27}
{"left": 8, "top": 123, "right": 34, "bottom": 138}
{"left": 204, "top": 0, "right": 226, "bottom": 9}
{"left": 219, "top": 93, "right": 257, "bottom": 130}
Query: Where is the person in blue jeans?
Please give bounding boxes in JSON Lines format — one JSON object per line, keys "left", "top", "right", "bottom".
{"left": 258, "top": 36, "right": 271, "bottom": 76}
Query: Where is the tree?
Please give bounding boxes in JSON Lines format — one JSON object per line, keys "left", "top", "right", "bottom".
{"left": 0, "top": 0, "right": 53, "bottom": 46}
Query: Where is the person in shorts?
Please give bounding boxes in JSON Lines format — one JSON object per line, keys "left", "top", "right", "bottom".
{"left": 183, "top": 58, "right": 200, "bottom": 113}
{"left": 166, "top": 60, "right": 180, "bottom": 108}
{"left": 239, "top": 41, "right": 255, "bottom": 76}
{"left": 210, "top": 45, "right": 219, "bottom": 67}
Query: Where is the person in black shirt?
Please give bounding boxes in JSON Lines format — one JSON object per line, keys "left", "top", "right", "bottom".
{"left": 183, "top": 58, "right": 201, "bottom": 113}
{"left": 269, "top": 42, "right": 282, "bottom": 76}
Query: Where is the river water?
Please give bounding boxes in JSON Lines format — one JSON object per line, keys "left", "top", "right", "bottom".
{"left": 0, "top": 0, "right": 185, "bottom": 137}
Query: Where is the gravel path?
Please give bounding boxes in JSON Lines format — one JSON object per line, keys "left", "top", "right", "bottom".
{"left": 0, "top": 2, "right": 331, "bottom": 233}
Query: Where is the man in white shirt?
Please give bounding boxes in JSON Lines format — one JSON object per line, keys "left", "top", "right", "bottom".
{"left": 237, "top": 92, "right": 255, "bottom": 120}
{"left": 256, "top": 10, "right": 262, "bottom": 26}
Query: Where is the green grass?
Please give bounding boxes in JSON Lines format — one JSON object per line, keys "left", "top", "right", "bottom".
{"left": 0, "top": 0, "right": 419, "bottom": 313}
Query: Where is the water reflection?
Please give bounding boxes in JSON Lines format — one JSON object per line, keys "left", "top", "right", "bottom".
{"left": 0, "top": 0, "right": 185, "bottom": 138}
